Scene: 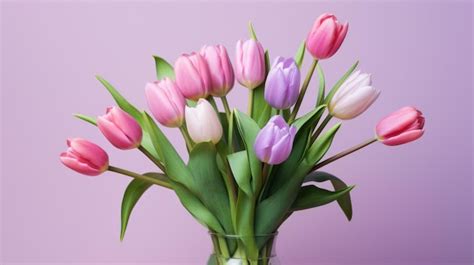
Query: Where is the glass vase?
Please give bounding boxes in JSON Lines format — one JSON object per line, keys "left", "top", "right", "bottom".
{"left": 207, "top": 232, "right": 281, "bottom": 265}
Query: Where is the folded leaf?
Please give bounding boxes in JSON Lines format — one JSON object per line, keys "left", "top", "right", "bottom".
{"left": 316, "top": 64, "right": 325, "bottom": 106}
{"left": 228, "top": 151, "right": 252, "bottom": 196}
{"left": 304, "top": 171, "right": 353, "bottom": 220}
{"left": 291, "top": 184, "right": 354, "bottom": 211}
{"left": 120, "top": 175, "right": 154, "bottom": 241}
{"left": 188, "top": 143, "right": 233, "bottom": 233}
{"left": 153, "top": 55, "right": 175, "bottom": 80}
{"left": 304, "top": 123, "right": 341, "bottom": 165}
{"left": 295, "top": 40, "right": 305, "bottom": 69}
{"left": 324, "top": 60, "right": 359, "bottom": 104}
{"left": 251, "top": 50, "right": 271, "bottom": 123}
{"left": 233, "top": 110, "right": 262, "bottom": 192}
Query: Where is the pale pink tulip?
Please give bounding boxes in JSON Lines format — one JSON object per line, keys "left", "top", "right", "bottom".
{"left": 145, "top": 78, "right": 186, "bottom": 128}
{"left": 376, "top": 106, "right": 425, "bottom": 146}
{"left": 200, "top": 45, "right": 235, "bottom": 97}
{"left": 60, "top": 138, "right": 109, "bottom": 176}
{"left": 174, "top": 52, "right": 211, "bottom": 100}
{"left": 97, "top": 107, "right": 142, "bottom": 149}
{"left": 235, "top": 39, "right": 266, "bottom": 89}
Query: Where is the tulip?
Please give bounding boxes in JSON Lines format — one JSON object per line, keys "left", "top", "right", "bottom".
{"left": 254, "top": 115, "right": 297, "bottom": 165}
{"left": 306, "top": 13, "right": 349, "bottom": 60}
{"left": 145, "top": 78, "right": 186, "bottom": 128}
{"left": 329, "top": 70, "right": 380, "bottom": 120}
{"left": 200, "top": 45, "right": 235, "bottom": 97}
{"left": 376, "top": 106, "right": 425, "bottom": 146}
{"left": 174, "top": 52, "right": 211, "bottom": 100}
{"left": 97, "top": 107, "right": 142, "bottom": 149}
{"left": 60, "top": 138, "right": 109, "bottom": 176}
{"left": 235, "top": 39, "right": 266, "bottom": 89}
{"left": 264, "top": 57, "right": 301, "bottom": 109}
{"left": 185, "top": 99, "right": 223, "bottom": 144}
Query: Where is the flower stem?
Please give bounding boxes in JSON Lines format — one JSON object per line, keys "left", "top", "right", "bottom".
{"left": 289, "top": 59, "right": 318, "bottom": 123}
{"left": 138, "top": 145, "right": 166, "bottom": 172}
{"left": 220, "top": 96, "right": 234, "bottom": 153}
{"left": 179, "top": 125, "right": 194, "bottom": 152}
{"left": 208, "top": 96, "right": 219, "bottom": 112}
{"left": 221, "top": 96, "right": 232, "bottom": 118}
{"left": 310, "top": 114, "right": 332, "bottom": 144}
{"left": 248, "top": 89, "right": 254, "bottom": 117}
{"left": 312, "top": 137, "right": 378, "bottom": 170}
{"left": 108, "top": 165, "right": 172, "bottom": 189}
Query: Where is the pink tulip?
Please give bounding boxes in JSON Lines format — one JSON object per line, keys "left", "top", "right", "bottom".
{"left": 306, "top": 13, "right": 348, "bottom": 60}
{"left": 174, "top": 52, "right": 211, "bottom": 100}
{"left": 235, "top": 39, "right": 266, "bottom": 89}
{"left": 145, "top": 78, "right": 186, "bottom": 128}
{"left": 97, "top": 107, "right": 143, "bottom": 149}
{"left": 376, "top": 106, "right": 425, "bottom": 146}
{"left": 200, "top": 45, "right": 235, "bottom": 97}
{"left": 60, "top": 138, "right": 109, "bottom": 176}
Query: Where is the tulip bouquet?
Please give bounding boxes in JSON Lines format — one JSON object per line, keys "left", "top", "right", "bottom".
{"left": 60, "top": 13, "right": 425, "bottom": 265}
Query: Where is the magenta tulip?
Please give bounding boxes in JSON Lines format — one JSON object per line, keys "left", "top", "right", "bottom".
{"left": 60, "top": 138, "right": 109, "bottom": 176}
{"left": 235, "top": 39, "right": 266, "bottom": 89}
{"left": 200, "top": 45, "right": 235, "bottom": 97}
{"left": 376, "top": 106, "right": 425, "bottom": 146}
{"left": 174, "top": 52, "right": 211, "bottom": 100}
{"left": 97, "top": 106, "right": 142, "bottom": 149}
{"left": 145, "top": 78, "right": 186, "bottom": 128}
{"left": 306, "top": 13, "right": 348, "bottom": 60}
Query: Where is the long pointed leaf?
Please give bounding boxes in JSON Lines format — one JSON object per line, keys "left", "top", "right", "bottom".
{"left": 295, "top": 40, "right": 305, "bottom": 69}
{"left": 153, "top": 56, "right": 175, "bottom": 80}
{"left": 291, "top": 184, "right": 354, "bottom": 211}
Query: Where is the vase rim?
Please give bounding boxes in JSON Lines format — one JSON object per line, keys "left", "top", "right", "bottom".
{"left": 208, "top": 231, "right": 279, "bottom": 238}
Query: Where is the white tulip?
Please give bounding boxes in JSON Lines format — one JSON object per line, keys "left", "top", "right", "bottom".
{"left": 329, "top": 70, "right": 380, "bottom": 120}
{"left": 185, "top": 99, "right": 223, "bottom": 144}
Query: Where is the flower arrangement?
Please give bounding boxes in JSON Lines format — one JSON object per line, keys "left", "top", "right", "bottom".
{"left": 60, "top": 13, "right": 425, "bottom": 264}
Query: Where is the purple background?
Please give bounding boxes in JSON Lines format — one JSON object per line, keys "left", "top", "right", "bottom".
{"left": 1, "top": 1, "right": 473, "bottom": 264}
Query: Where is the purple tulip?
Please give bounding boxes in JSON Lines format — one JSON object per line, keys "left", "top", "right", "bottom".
{"left": 254, "top": 115, "right": 297, "bottom": 165}
{"left": 264, "top": 57, "right": 300, "bottom": 109}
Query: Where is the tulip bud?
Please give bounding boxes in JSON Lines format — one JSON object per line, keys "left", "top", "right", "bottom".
{"left": 254, "top": 115, "right": 297, "bottom": 165}
{"left": 145, "top": 78, "right": 186, "bottom": 128}
{"left": 306, "top": 13, "right": 348, "bottom": 60}
{"left": 200, "top": 45, "right": 235, "bottom": 97}
{"left": 329, "top": 70, "right": 380, "bottom": 120}
{"left": 97, "top": 107, "right": 143, "bottom": 150}
{"left": 175, "top": 52, "right": 211, "bottom": 100}
{"left": 264, "top": 57, "right": 300, "bottom": 109}
{"left": 235, "top": 39, "right": 266, "bottom": 89}
{"left": 376, "top": 106, "right": 425, "bottom": 146}
{"left": 185, "top": 99, "right": 223, "bottom": 144}
{"left": 60, "top": 138, "right": 109, "bottom": 176}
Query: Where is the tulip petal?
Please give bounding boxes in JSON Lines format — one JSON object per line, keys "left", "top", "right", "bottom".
{"left": 382, "top": 129, "right": 424, "bottom": 146}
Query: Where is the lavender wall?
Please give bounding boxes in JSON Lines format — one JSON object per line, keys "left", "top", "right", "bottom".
{"left": 1, "top": 1, "right": 472, "bottom": 264}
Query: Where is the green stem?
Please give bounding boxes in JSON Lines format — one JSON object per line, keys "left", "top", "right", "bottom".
{"left": 179, "top": 125, "right": 194, "bottom": 151}
{"left": 208, "top": 96, "right": 219, "bottom": 112}
{"left": 310, "top": 114, "right": 332, "bottom": 144}
{"left": 312, "top": 137, "right": 378, "bottom": 170}
{"left": 108, "top": 165, "right": 172, "bottom": 189}
{"left": 289, "top": 59, "right": 318, "bottom": 123}
{"left": 138, "top": 145, "right": 166, "bottom": 172}
{"left": 220, "top": 96, "right": 234, "bottom": 152}
{"left": 248, "top": 89, "right": 254, "bottom": 117}
{"left": 221, "top": 96, "right": 232, "bottom": 118}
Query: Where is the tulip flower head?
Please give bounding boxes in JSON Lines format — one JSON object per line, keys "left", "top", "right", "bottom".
{"left": 145, "top": 78, "right": 186, "bottom": 128}
{"left": 376, "top": 106, "right": 425, "bottom": 146}
{"left": 185, "top": 99, "right": 223, "bottom": 144}
{"left": 329, "top": 70, "right": 380, "bottom": 120}
{"left": 200, "top": 45, "right": 235, "bottom": 97}
{"left": 254, "top": 115, "right": 297, "bottom": 165}
{"left": 60, "top": 138, "right": 109, "bottom": 176}
{"left": 235, "top": 39, "right": 266, "bottom": 89}
{"left": 264, "top": 57, "right": 301, "bottom": 109}
{"left": 175, "top": 52, "right": 211, "bottom": 100}
{"left": 307, "top": 13, "right": 349, "bottom": 60}
{"left": 97, "top": 107, "right": 143, "bottom": 150}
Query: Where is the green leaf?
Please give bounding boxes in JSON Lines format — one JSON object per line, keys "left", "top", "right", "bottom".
{"left": 304, "top": 123, "right": 341, "bottom": 165}
{"left": 120, "top": 175, "right": 155, "bottom": 241}
{"left": 228, "top": 151, "right": 252, "bottom": 196}
{"left": 233, "top": 110, "right": 262, "bottom": 191}
{"left": 188, "top": 143, "right": 233, "bottom": 233}
{"left": 291, "top": 184, "right": 354, "bottom": 211}
{"left": 304, "top": 171, "right": 353, "bottom": 220}
{"left": 295, "top": 40, "right": 306, "bottom": 69}
{"left": 316, "top": 64, "right": 325, "bottom": 106}
{"left": 324, "top": 60, "right": 359, "bottom": 104}
{"left": 251, "top": 50, "right": 271, "bottom": 122}
{"left": 74, "top": 113, "right": 96, "bottom": 126}
{"left": 248, "top": 21, "right": 258, "bottom": 40}
{"left": 153, "top": 56, "right": 175, "bottom": 80}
